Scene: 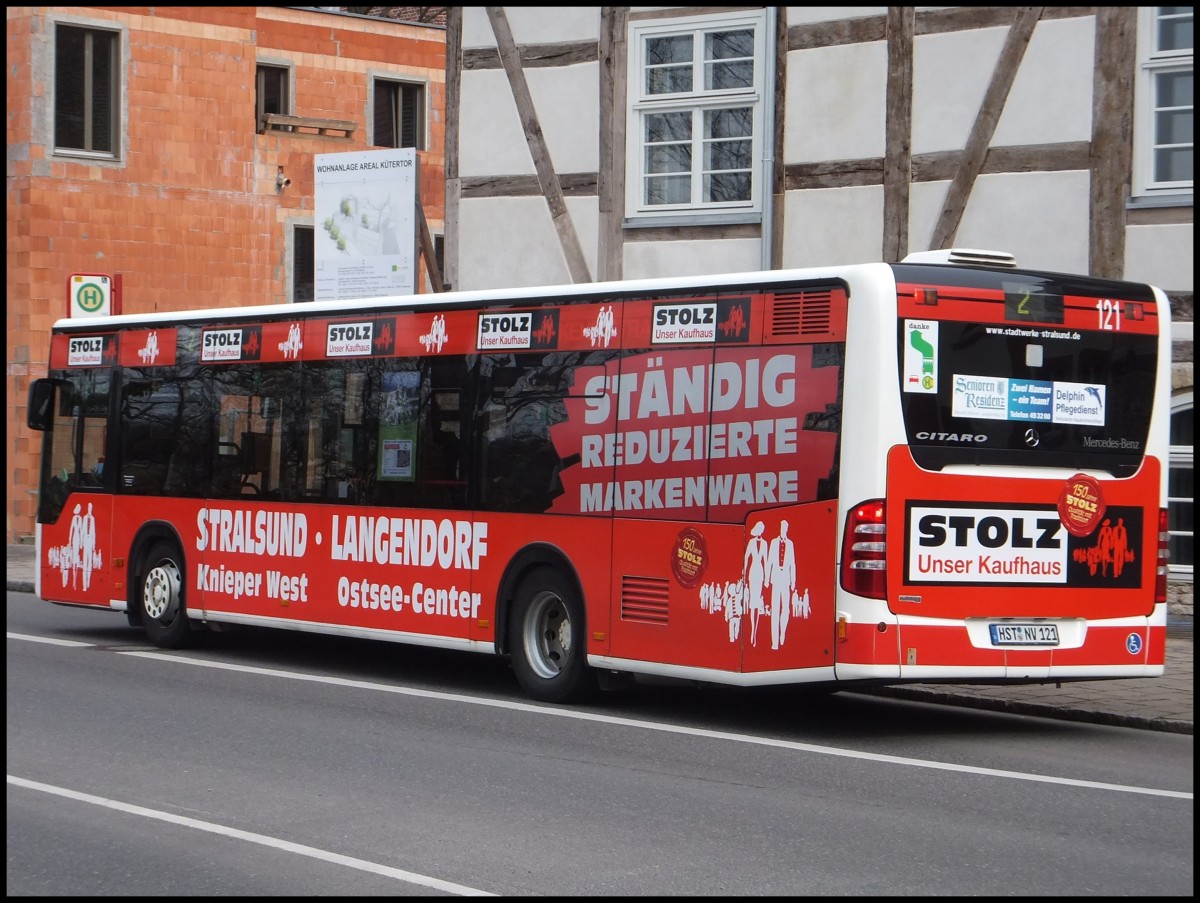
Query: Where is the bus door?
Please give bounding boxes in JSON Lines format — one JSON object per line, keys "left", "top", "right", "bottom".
{"left": 605, "top": 341, "right": 745, "bottom": 675}
{"left": 31, "top": 362, "right": 116, "bottom": 607}
{"left": 605, "top": 328, "right": 846, "bottom": 677}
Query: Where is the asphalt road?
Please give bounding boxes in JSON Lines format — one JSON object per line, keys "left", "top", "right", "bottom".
{"left": 8, "top": 590, "right": 1194, "bottom": 896}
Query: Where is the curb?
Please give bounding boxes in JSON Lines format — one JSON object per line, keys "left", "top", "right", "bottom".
{"left": 857, "top": 685, "right": 1194, "bottom": 735}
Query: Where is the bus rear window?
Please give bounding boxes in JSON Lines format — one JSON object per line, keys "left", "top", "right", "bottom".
{"left": 898, "top": 318, "right": 1158, "bottom": 477}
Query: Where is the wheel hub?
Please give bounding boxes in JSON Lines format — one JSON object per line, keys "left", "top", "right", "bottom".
{"left": 144, "top": 562, "right": 180, "bottom": 622}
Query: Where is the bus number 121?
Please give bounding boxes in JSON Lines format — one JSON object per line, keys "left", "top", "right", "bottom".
{"left": 1096, "top": 299, "right": 1121, "bottom": 331}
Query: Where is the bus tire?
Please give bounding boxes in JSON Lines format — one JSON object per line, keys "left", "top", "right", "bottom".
{"left": 509, "top": 567, "right": 595, "bottom": 704}
{"left": 138, "top": 541, "right": 191, "bottom": 648}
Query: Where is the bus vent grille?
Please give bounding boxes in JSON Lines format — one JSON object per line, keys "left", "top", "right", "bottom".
{"left": 620, "top": 575, "right": 670, "bottom": 624}
{"left": 770, "top": 290, "right": 833, "bottom": 337}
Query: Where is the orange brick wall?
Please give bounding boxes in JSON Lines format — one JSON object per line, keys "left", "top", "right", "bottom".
{"left": 6, "top": 7, "right": 446, "bottom": 542}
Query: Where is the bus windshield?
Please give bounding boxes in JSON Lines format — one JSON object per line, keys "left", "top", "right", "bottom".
{"left": 894, "top": 265, "right": 1160, "bottom": 477}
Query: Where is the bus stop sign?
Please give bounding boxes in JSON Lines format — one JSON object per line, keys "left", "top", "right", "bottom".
{"left": 68, "top": 273, "right": 115, "bottom": 318}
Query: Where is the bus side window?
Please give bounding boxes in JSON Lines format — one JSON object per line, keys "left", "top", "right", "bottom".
{"left": 239, "top": 431, "right": 272, "bottom": 494}
{"left": 399, "top": 359, "right": 467, "bottom": 510}
{"left": 479, "top": 355, "right": 565, "bottom": 514}
{"left": 416, "top": 382, "right": 466, "bottom": 509}
{"left": 120, "top": 422, "right": 168, "bottom": 494}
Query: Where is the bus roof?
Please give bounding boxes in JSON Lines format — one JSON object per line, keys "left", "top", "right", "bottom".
{"left": 50, "top": 253, "right": 1157, "bottom": 333}
{"left": 50, "top": 261, "right": 904, "bottom": 332}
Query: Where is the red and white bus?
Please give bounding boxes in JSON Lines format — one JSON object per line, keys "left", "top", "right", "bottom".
{"left": 27, "top": 249, "right": 1172, "bottom": 702}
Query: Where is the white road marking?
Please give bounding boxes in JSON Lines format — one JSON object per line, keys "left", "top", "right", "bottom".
{"left": 6, "top": 775, "right": 494, "bottom": 896}
{"left": 8, "top": 633, "right": 94, "bottom": 648}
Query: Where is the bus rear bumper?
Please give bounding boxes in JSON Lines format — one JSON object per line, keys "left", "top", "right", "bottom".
{"left": 834, "top": 609, "right": 1167, "bottom": 682}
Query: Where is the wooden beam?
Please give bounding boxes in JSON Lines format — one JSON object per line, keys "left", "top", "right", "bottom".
{"left": 883, "top": 7, "right": 915, "bottom": 263}
{"left": 1090, "top": 7, "right": 1136, "bottom": 279}
{"left": 416, "top": 199, "right": 443, "bottom": 293}
{"left": 597, "top": 7, "right": 627, "bottom": 282}
{"left": 445, "top": 7, "right": 462, "bottom": 291}
{"left": 260, "top": 113, "right": 356, "bottom": 138}
{"left": 770, "top": 5, "right": 787, "bottom": 271}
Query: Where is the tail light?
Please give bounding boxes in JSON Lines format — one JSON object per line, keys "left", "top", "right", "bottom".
{"left": 1156, "top": 508, "right": 1170, "bottom": 606}
{"left": 841, "top": 500, "right": 886, "bottom": 600}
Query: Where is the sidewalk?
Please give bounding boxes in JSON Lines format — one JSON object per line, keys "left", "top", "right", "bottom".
{"left": 7, "top": 543, "right": 1192, "bottom": 734}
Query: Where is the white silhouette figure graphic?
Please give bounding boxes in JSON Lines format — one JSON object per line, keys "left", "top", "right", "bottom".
{"left": 138, "top": 331, "right": 160, "bottom": 364}
{"left": 741, "top": 521, "right": 768, "bottom": 646}
{"left": 279, "top": 322, "right": 303, "bottom": 359}
{"left": 724, "top": 579, "right": 743, "bottom": 642}
{"left": 697, "top": 518, "right": 814, "bottom": 649}
{"left": 765, "top": 520, "right": 797, "bottom": 650}
{"left": 67, "top": 503, "right": 84, "bottom": 589}
{"left": 421, "top": 314, "right": 448, "bottom": 353}
{"left": 49, "top": 502, "right": 104, "bottom": 591}
{"left": 81, "top": 502, "right": 97, "bottom": 591}
{"left": 583, "top": 305, "right": 618, "bottom": 347}
{"left": 794, "top": 587, "right": 811, "bottom": 620}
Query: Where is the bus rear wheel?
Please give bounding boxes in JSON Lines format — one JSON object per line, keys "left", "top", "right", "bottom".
{"left": 509, "top": 567, "right": 595, "bottom": 703}
{"left": 138, "top": 541, "right": 192, "bottom": 648}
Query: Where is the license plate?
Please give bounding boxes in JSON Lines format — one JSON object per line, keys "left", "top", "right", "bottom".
{"left": 989, "top": 622, "right": 1060, "bottom": 646}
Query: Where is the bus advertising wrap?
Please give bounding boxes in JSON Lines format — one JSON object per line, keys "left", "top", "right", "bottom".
{"left": 548, "top": 346, "right": 841, "bottom": 523}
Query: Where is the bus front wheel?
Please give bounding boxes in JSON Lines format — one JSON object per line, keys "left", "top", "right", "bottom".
{"left": 138, "top": 541, "right": 192, "bottom": 648}
{"left": 509, "top": 567, "right": 595, "bottom": 704}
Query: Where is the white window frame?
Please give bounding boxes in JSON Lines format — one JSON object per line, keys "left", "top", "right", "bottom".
{"left": 625, "top": 9, "right": 768, "bottom": 223}
{"left": 1168, "top": 391, "right": 1193, "bottom": 581}
{"left": 1133, "top": 6, "right": 1193, "bottom": 199}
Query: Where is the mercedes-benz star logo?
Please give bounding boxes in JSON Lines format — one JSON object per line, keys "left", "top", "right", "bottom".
{"left": 1024, "top": 428, "right": 1040, "bottom": 447}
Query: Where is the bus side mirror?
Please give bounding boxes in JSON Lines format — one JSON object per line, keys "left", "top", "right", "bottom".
{"left": 27, "top": 378, "right": 58, "bottom": 431}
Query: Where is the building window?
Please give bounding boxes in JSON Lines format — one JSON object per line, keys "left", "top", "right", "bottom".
{"left": 626, "top": 9, "right": 767, "bottom": 220}
{"left": 54, "top": 24, "right": 120, "bottom": 157}
{"left": 1169, "top": 393, "right": 1193, "bottom": 580}
{"left": 373, "top": 79, "right": 425, "bottom": 149}
{"left": 426, "top": 233, "right": 445, "bottom": 291}
{"left": 1135, "top": 7, "right": 1193, "bottom": 198}
{"left": 293, "top": 225, "right": 314, "bottom": 303}
{"left": 256, "top": 64, "right": 291, "bottom": 132}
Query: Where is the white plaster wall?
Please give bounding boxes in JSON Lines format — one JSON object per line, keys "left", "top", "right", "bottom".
{"left": 780, "top": 185, "right": 884, "bottom": 267}
{"left": 460, "top": 69, "right": 535, "bottom": 177}
{"left": 785, "top": 41, "right": 887, "bottom": 163}
{"left": 458, "top": 43, "right": 599, "bottom": 177}
{"left": 907, "top": 180, "right": 950, "bottom": 256}
{"left": 623, "top": 239, "right": 762, "bottom": 281}
{"left": 1125, "top": 223, "right": 1195, "bottom": 293}
{"left": 910, "top": 171, "right": 1090, "bottom": 273}
{"left": 462, "top": 6, "right": 600, "bottom": 49}
{"left": 458, "top": 196, "right": 563, "bottom": 289}
{"left": 527, "top": 63, "right": 600, "bottom": 173}
{"left": 461, "top": 7, "right": 497, "bottom": 49}
{"left": 786, "top": 7, "right": 885, "bottom": 27}
{"left": 457, "top": 195, "right": 599, "bottom": 291}
{"left": 991, "top": 16, "right": 1094, "bottom": 147}
{"left": 912, "top": 27, "right": 1006, "bottom": 154}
